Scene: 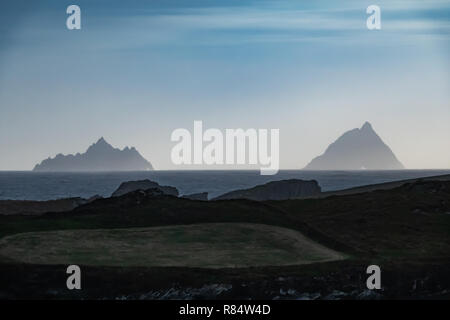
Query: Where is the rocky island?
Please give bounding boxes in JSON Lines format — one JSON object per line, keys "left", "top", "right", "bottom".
{"left": 33, "top": 138, "right": 153, "bottom": 172}
{"left": 304, "top": 122, "right": 404, "bottom": 170}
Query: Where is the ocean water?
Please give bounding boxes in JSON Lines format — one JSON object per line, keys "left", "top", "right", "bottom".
{"left": 0, "top": 170, "right": 449, "bottom": 201}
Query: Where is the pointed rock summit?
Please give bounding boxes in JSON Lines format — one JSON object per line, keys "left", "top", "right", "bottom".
{"left": 361, "top": 121, "right": 372, "bottom": 131}
{"left": 33, "top": 138, "right": 153, "bottom": 171}
{"left": 304, "top": 122, "right": 404, "bottom": 170}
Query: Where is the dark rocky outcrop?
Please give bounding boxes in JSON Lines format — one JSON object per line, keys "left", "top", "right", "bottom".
{"left": 73, "top": 188, "right": 177, "bottom": 213}
{"left": 111, "top": 179, "right": 179, "bottom": 197}
{"left": 213, "top": 179, "right": 321, "bottom": 201}
{"left": 304, "top": 122, "right": 404, "bottom": 170}
{"left": 86, "top": 195, "right": 104, "bottom": 203}
{"left": 0, "top": 194, "right": 104, "bottom": 216}
{"left": 318, "top": 174, "right": 450, "bottom": 198}
{"left": 181, "top": 192, "right": 209, "bottom": 201}
{"left": 33, "top": 137, "right": 153, "bottom": 172}
{"left": 0, "top": 198, "right": 86, "bottom": 215}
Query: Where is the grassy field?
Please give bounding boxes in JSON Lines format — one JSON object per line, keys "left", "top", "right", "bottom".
{"left": 0, "top": 223, "right": 344, "bottom": 268}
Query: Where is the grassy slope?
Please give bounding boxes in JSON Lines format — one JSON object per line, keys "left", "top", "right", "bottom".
{"left": 272, "top": 182, "right": 450, "bottom": 260}
{"left": 0, "top": 223, "right": 344, "bottom": 268}
{"left": 0, "top": 196, "right": 356, "bottom": 263}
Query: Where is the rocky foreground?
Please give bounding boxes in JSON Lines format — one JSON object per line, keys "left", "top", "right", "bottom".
{"left": 0, "top": 177, "right": 449, "bottom": 299}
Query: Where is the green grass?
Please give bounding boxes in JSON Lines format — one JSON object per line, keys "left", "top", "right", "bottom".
{"left": 0, "top": 223, "right": 345, "bottom": 268}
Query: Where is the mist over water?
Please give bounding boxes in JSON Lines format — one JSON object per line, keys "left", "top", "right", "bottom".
{"left": 1, "top": 170, "right": 449, "bottom": 201}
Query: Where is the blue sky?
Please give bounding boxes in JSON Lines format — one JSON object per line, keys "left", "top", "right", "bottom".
{"left": 0, "top": 0, "right": 449, "bottom": 169}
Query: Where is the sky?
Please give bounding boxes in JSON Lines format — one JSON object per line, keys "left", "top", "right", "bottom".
{"left": 0, "top": 0, "right": 449, "bottom": 170}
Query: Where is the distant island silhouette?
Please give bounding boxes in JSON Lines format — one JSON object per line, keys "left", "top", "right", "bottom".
{"left": 304, "top": 122, "right": 404, "bottom": 170}
{"left": 33, "top": 138, "right": 153, "bottom": 172}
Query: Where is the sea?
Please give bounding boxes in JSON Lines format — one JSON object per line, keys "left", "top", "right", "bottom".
{"left": 0, "top": 170, "right": 449, "bottom": 201}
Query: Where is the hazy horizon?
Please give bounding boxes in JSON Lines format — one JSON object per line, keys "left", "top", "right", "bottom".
{"left": 1, "top": 0, "right": 449, "bottom": 170}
